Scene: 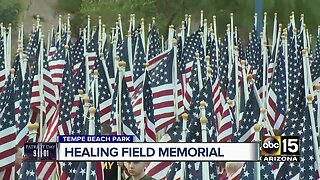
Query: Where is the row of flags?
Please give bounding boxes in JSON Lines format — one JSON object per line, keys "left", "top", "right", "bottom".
{"left": 0, "top": 11, "right": 319, "bottom": 179}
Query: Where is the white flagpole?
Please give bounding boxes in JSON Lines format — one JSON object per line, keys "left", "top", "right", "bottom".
{"left": 306, "top": 94, "right": 320, "bottom": 174}
{"left": 253, "top": 122, "right": 261, "bottom": 180}
{"left": 213, "top": 16, "right": 219, "bottom": 72}
{"left": 141, "top": 18, "right": 145, "bottom": 51}
{"left": 200, "top": 10, "right": 204, "bottom": 27}
{"left": 93, "top": 70, "right": 99, "bottom": 108}
{"left": 82, "top": 94, "right": 89, "bottom": 127}
{"left": 249, "top": 75, "right": 275, "bottom": 136}
{"left": 86, "top": 107, "right": 96, "bottom": 180}
{"left": 187, "top": 15, "right": 191, "bottom": 37}
{"left": 117, "top": 61, "right": 126, "bottom": 180}
{"left": 87, "top": 15, "right": 91, "bottom": 45}
{"left": 180, "top": 113, "right": 188, "bottom": 180}
{"left": 7, "top": 24, "right": 11, "bottom": 69}
{"left": 196, "top": 52, "right": 203, "bottom": 90}
{"left": 200, "top": 101, "right": 209, "bottom": 180}
{"left": 39, "top": 30, "right": 45, "bottom": 141}
{"left": 316, "top": 84, "right": 320, "bottom": 135}
{"left": 100, "top": 52, "right": 113, "bottom": 95}
{"left": 118, "top": 14, "right": 124, "bottom": 41}
{"left": 172, "top": 39, "right": 179, "bottom": 122}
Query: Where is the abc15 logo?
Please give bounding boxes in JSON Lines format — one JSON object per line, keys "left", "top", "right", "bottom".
{"left": 261, "top": 136, "right": 300, "bottom": 156}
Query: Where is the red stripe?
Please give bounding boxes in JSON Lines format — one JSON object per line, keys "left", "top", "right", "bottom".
{"left": 147, "top": 162, "right": 172, "bottom": 176}
{"left": 0, "top": 162, "right": 14, "bottom": 172}
{"left": 153, "top": 89, "right": 173, "bottom": 98}
{"left": 153, "top": 101, "right": 174, "bottom": 109}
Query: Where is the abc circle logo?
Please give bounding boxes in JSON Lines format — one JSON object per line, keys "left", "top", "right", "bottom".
{"left": 262, "top": 136, "right": 281, "bottom": 156}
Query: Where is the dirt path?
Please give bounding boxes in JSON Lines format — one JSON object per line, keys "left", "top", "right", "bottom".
{"left": 11, "top": 0, "right": 60, "bottom": 54}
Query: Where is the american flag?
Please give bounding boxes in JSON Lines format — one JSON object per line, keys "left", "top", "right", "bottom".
{"left": 219, "top": 32, "right": 230, "bottom": 97}
{"left": 133, "top": 33, "right": 146, "bottom": 96}
{"left": 267, "top": 42, "right": 287, "bottom": 130}
{"left": 13, "top": 57, "right": 23, "bottom": 135}
{"left": 209, "top": 37, "right": 224, "bottom": 120}
{"left": 74, "top": 102, "right": 103, "bottom": 179}
{"left": 236, "top": 85, "right": 260, "bottom": 143}
{"left": 58, "top": 58, "right": 74, "bottom": 136}
{"left": 86, "top": 28, "right": 99, "bottom": 73}
{"left": 30, "top": 45, "right": 58, "bottom": 126}
{"left": 70, "top": 58, "right": 87, "bottom": 122}
{"left": 275, "top": 52, "right": 305, "bottom": 179}
{"left": 184, "top": 51, "right": 206, "bottom": 111}
{"left": 0, "top": 75, "right": 16, "bottom": 171}
{"left": 71, "top": 31, "right": 85, "bottom": 75}
{"left": 49, "top": 35, "right": 67, "bottom": 90}
{"left": 24, "top": 29, "right": 39, "bottom": 60}
{"left": 143, "top": 71, "right": 156, "bottom": 142}
{"left": 165, "top": 162, "right": 183, "bottom": 180}
{"left": 16, "top": 65, "right": 31, "bottom": 148}
{"left": 74, "top": 162, "right": 104, "bottom": 180}
{"left": 60, "top": 98, "right": 84, "bottom": 180}
{"left": 110, "top": 71, "right": 139, "bottom": 141}
{"left": 117, "top": 37, "right": 134, "bottom": 95}
{"left": 238, "top": 161, "right": 275, "bottom": 180}
{"left": 186, "top": 77, "right": 217, "bottom": 142}
{"left": 95, "top": 56, "right": 112, "bottom": 125}
{"left": 218, "top": 102, "right": 235, "bottom": 142}
{"left": 149, "top": 49, "right": 183, "bottom": 132}
{"left": 246, "top": 24, "right": 261, "bottom": 74}
{"left": 298, "top": 106, "right": 320, "bottom": 179}
{"left": 0, "top": 37, "right": 5, "bottom": 93}
{"left": 18, "top": 140, "right": 37, "bottom": 180}
{"left": 311, "top": 31, "right": 320, "bottom": 84}
{"left": 146, "top": 120, "right": 182, "bottom": 180}
{"left": 180, "top": 27, "right": 204, "bottom": 109}
{"left": 147, "top": 24, "right": 160, "bottom": 60}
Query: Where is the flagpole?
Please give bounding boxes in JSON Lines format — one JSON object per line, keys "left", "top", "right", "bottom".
{"left": 240, "top": 59, "right": 249, "bottom": 102}
{"left": 7, "top": 24, "right": 11, "bottom": 70}
{"left": 86, "top": 107, "right": 96, "bottom": 180}
{"left": 87, "top": 15, "right": 91, "bottom": 44}
{"left": 203, "top": 19, "right": 207, "bottom": 57}
{"left": 161, "top": 35, "right": 164, "bottom": 52}
{"left": 187, "top": 15, "right": 191, "bottom": 37}
{"left": 282, "top": 31, "right": 290, "bottom": 109}
{"left": 249, "top": 74, "right": 275, "bottom": 136}
{"left": 10, "top": 69, "right": 15, "bottom": 180}
{"left": 83, "top": 95, "right": 90, "bottom": 127}
{"left": 172, "top": 39, "right": 179, "bottom": 123}
{"left": 93, "top": 70, "right": 99, "bottom": 108}
{"left": 200, "top": 100, "right": 209, "bottom": 180}
{"left": 100, "top": 52, "right": 113, "bottom": 95}
{"left": 306, "top": 94, "right": 320, "bottom": 174}
{"left": 196, "top": 52, "right": 203, "bottom": 90}
{"left": 128, "top": 31, "right": 133, "bottom": 73}
{"left": 213, "top": 16, "right": 219, "bottom": 73}
{"left": 316, "top": 84, "right": 320, "bottom": 135}
{"left": 118, "top": 14, "right": 124, "bottom": 41}
{"left": 180, "top": 113, "right": 188, "bottom": 180}
{"left": 141, "top": 18, "right": 145, "bottom": 52}
{"left": 117, "top": 61, "right": 126, "bottom": 180}
{"left": 83, "top": 28, "right": 90, "bottom": 94}
{"left": 39, "top": 31, "right": 45, "bottom": 141}
{"left": 140, "top": 64, "right": 148, "bottom": 143}
{"left": 253, "top": 123, "right": 261, "bottom": 180}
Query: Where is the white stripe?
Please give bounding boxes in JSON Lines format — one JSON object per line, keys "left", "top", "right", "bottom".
{"left": 0, "top": 154, "right": 15, "bottom": 168}
{"left": 0, "top": 126, "right": 16, "bottom": 150}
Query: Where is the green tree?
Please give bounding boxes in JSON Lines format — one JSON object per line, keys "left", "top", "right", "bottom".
{"left": 55, "top": 0, "right": 320, "bottom": 42}
{"left": 0, "top": 0, "right": 22, "bottom": 27}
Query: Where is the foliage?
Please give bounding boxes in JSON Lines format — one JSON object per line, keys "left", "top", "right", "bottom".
{"left": 55, "top": 0, "right": 320, "bottom": 42}
{"left": 0, "top": 0, "right": 22, "bottom": 27}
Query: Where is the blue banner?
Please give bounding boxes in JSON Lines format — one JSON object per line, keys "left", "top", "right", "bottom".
{"left": 58, "top": 135, "right": 134, "bottom": 143}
